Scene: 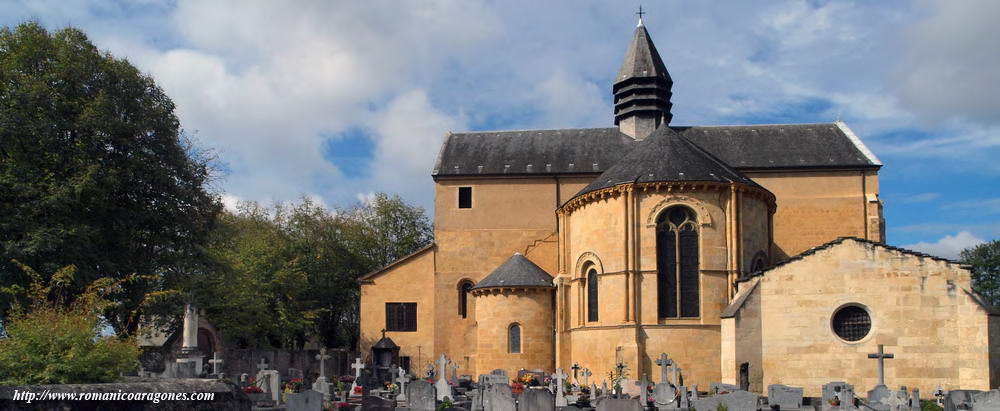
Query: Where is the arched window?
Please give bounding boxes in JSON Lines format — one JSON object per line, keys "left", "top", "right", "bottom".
{"left": 656, "top": 206, "right": 700, "bottom": 318}
{"left": 458, "top": 280, "right": 473, "bottom": 318}
{"left": 750, "top": 252, "right": 768, "bottom": 273}
{"left": 508, "top": 323, "right": 521, "bottom": 353}
{"left": 587, "top": 267, "right": 599, "bottom": 322}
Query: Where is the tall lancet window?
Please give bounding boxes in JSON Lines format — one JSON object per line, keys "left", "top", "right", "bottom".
{"left": 587, "top": 267, "right": 599, "bottom": 322}
{"left": 656, "top": 206, "right": 700, "bottom": 318}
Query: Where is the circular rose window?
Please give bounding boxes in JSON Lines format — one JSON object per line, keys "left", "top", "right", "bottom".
{"left": 831, "top": 305, "right": 871, "bottom": 342}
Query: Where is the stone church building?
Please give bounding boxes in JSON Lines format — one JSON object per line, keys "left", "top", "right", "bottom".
{"left": 359, "top": 19, "right": 999, "bottom": 396}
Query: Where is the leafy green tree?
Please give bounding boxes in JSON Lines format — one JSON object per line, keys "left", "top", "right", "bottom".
{"left": 0, "top": 264, "right": 140, "bottom": 384}
{"left": 0, "top": 22, "right": 221, "bottom": 337}
{"left": 961, "top": 239, "right": 1000, "bottom": 307}
{"left": 195, "top": 194, "right": 432, "bottom": 350}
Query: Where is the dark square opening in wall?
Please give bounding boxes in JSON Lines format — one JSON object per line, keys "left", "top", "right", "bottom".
{"left": 458, "top": 187, "right": 472, "bottom": 209}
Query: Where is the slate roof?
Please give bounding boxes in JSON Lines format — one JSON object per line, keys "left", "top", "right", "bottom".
{"left": 616, "top": 23, "right": 671, "bottom": 83}
{"left": 471, "top": 253, "right": 555, "bottom": 290}
{"left": 576, "top": 126, "right": 759, "bottom": 197}
{"left": 372, "top": 335, "right": 399, "bottom": 350}
{"left": 432, "top": 122, "right": 880, "bottom": 178}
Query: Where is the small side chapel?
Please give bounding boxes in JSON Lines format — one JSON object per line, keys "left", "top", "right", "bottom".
{"left": 359, "top": 17, "right": 999, "bottom": 396}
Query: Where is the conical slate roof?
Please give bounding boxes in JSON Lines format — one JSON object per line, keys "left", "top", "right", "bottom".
{"left": 573, "top": 126, "right": 760, "bottom": 199}
{"left": 616, "top": 23, "right": 671, "bottom": 83}
{"left": 373, "top": 335, "right": 399, "bottom": 349}
{"left": 471, "top": 253, "right": 554, "bottom": 290}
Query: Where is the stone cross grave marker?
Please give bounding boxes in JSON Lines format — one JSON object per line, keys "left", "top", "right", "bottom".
{"left": 867, "top": 344, "right": 895, "bottom": 405}
{"left": 678, "top": 385, "right": 690, "bottom": 408}
{"left": 396, "top": 366, "right": 410, "bottom": 403}
{"left": 257, "top": 358, "right": 269, "bottom": 372}
{"left": 451, "top": 362, "right": 460, "bottom": 382}
{"left": 208, "top": 352, "right": 223, "bottom": 376}
{"left": 287, "top": 389, "right": 324, "bottom": 411}
{"left": 571, "top": 363, "right": 581, "bottom": 386}
{"left": 582, "top": 368, "right": 592, "bottom": 386}
{"left": 554, "top": 368, "right": 569, "bottom": 406}
{"left": 350, "top": 357, "right": 365, "bottom": 397}
{"left": 634, "top": 374, "right": 650, "bottom": 405}
{"left": 435, "top": 354, "right": 453, "bottom": 401}
{"left": 666, "top": 364, "right": 681, "bottom": 387}
{"left": 313, "top": 347, "right": 333, "bottom": 400}
{"left": 768, "top": 384, "right": 804, "bottom": 410}
{"left": 316, "top": 347, "right": 331, "bottom": 378}
{"left": 654, "top": 353, "right": 671, "bottom": 384}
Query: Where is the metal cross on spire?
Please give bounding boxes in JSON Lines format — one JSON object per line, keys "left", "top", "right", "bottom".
{"left": 636, "top": 5, "right": 646, "bottom": 27}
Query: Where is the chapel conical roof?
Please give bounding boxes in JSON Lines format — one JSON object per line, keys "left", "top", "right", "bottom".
{"left": 573, "top": 126, "right": 760, "bottom": 199}
{"left": 616, "top": 23, "right": 671, "bottom": 83}
{"left": 613, "top": 22, "right": 674, "bottom": 127}
{"left": 471, "top": 253, "right": 554, "bottom": 290}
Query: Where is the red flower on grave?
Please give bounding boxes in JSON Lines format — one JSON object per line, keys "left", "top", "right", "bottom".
{"left": 243, "top": 386, "right": 263, "bottom": 394}
{"left": 353, "top": 386, "right": 363, "bottom": 394}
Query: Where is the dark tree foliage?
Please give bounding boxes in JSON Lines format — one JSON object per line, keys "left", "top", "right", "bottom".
{"left": 961, "top": 240, "right": 1000, "bottom": 307}
{"left": 0, "top": 22, "right": 221, "bottom": 337}
{"left": 196, "top": 194, "right": 432, "bottom": 350}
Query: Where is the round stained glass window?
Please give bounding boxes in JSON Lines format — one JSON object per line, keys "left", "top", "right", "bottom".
{"left": 832, "top": 305, "right": 871, "bottom": 342}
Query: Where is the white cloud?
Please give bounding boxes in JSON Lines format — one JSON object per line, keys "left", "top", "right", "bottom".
{"left": 902, "top": 231, "right": 985, "bottom": 260}
{"left": 894, "top": 192, "right": 940, "bottom": 204}
{"left": 898, "top": 0, "right": 1000, "bottom": 126}
{"left": 220, "top": 194, "right": 242, "bottom": 213}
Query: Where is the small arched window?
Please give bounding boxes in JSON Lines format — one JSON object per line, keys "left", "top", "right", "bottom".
{"left": 458, "top": 280, "right": 473, "bottom": 318}
{"left": 587, "top": 267, "right": 599, "bottom": 322}
{"left": 508, "top": 323, "right": 521, "bottom": 353}
{"left": 656, "top": 206, "right": 700, "bottom": 318}
{"left": 750, "top": 252, "right": 768, "bottom": 273}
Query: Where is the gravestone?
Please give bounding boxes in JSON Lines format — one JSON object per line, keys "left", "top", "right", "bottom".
{"left": 482, "top": 373, "right": 509, "bottom": 386}
{"left": 287, "top": 390, "right": 324, "bottom": 411}
{"left": 654, "top": 354, "right": 672, "bottom": 384}
{"left": 408, "top": 380, "right": 436, "bottom": 411}
{"left": 621, "top": 379, "right": 642, "bottom": 398}
{"left": 362, "top": 395, "right": 397, "bottom": 411}
{"left": 768, "top": 384, "right": 805, "bottom": 410}
{"left": 909, "top": 388, "right": 920, "bottom": 411}
{"left": 314, "top": 347, "right": 333, "bottom": 400}
{"left": 693, "top": 390, "right": 758, "bottom": 411}
{"left": 678, "top": 386, "right": 689, "bottom": 409}
{"left": 972, "top": 389, "right": 1000, "bottom": 411}
{"left": 633, "top": 375, "right": 650, "bottom": 405}
{"left": 582, "top": 369, "right": 593, "bottom": 387}
{"left": 710, "top": 382, "right": 741, "bottom": 395}
{"left": 471, "top": 385, "right": 484, "bottom": 411}
{"left": 483, "top": 383, "right": 516, "bottom": 411}
{"left": 208, "top": 352, "right": 224, "bottom": 377}
{"left": 652, "top": 382, "right": 676, "bottom": 409}
{"left": 596, "top": 398, "right": 643, "bottom": 411}
{"left": 288, "top": 367, "right": 305, "bottom": 381}
{"left": 821, "top": 382, "right": 856, "bottom": 411}
{"left": 867, "top": 345, "right": 895, "bottom": 407}
{"left": 174, "top": 361, "right": 196, "bottom": 378}
{"left": 436, "top": 354, "right": 454, "bottom": 401}
{"left": 602, "top": 382, "right": 609, "bottom": 399}
{"left": 396, "top": 367, "right": 411, "bottom": 404}
{"left": 491, "top": 369, "right": 508, "bottom": 376}
{"left": 518, "top": 388, "right": 554, "bottom": 411}
{"left": 943, "top": 390, "right": 981, "bottom": 411}
{"left": 553, "top": 368, "right": 569, "bottom": 407}
{"left": 257, "top": 369, "right": 282, "bottom": 404}
{"left": 351, "top": 357, "right": 366, "bottom": 398}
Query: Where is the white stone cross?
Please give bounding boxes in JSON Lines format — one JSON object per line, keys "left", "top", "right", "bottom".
{"left": 208, "top": 352, "right": 224, "bottom": 375}
{"left": 554, "top": 368, "right": 569, "bottom": 406}
{"left": 435, "top": 354, "right": 453, "bottom": 401}
{"left": 257, "top": 358, "right": 269, "bottom": 372}
{"left": 352, "top": 357, "right": 365, "bottom": 378}
{"left": 450, "top": 362, "right": 460, "bottom": 382}
{"left": 635, "top": 373, "right": 650, "bottom": 404}
{"left": 667, "top": 364, "right": 682, "bottom": 387}
{"left": 867, "top": 344, "right": 895, "bottom": 387}
{"left": 396, "top": 367, "right": 410, "bottom": 403}
{"left": 316, "top": 347, "right": 331, "bottom": 378}
{"left": 655, "top": 353, "right": 672, "bottom": 384}
{"left": 582, "top": 368, "right": 592, "bottom": 386}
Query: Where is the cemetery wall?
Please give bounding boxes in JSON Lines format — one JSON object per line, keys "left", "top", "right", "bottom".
{"left": 757, "top": 239, "right": 992, "bottom": 397}
{"left": 360, "top": 245, "right": 436, "bottom": 370}
{"left": 745, "top": 169, "right": 878, "bottom": 261}
{"left": 474, "top": 288, "right": 554, "bottom": 376}
{"left": 733, "top": 282, "right": 763, "bottom": 392}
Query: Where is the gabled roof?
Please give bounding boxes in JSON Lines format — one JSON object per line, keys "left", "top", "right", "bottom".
{"left": 432, "top": 123, "right": 880, "bottom": 178}
{"left": 616, "top": 24, "right": 671, "bottom": 83}
{"left": 720, "top": 278, "right": 759, "bottom": 319}
{"left": 573, "top": 126, "right": 760, "bottom": 199}
{"left": 738, "top": 237, "right": 964, "bottom": 283}
{"left": 471, "top": 253, "right": 554, "bottom": 290}
{"left": 358, "top": 243, "right": 435, "bottom": 283}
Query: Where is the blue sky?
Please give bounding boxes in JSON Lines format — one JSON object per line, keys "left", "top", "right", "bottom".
{"left": 4, "top": 0, "right": 999, "bottom": 259}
